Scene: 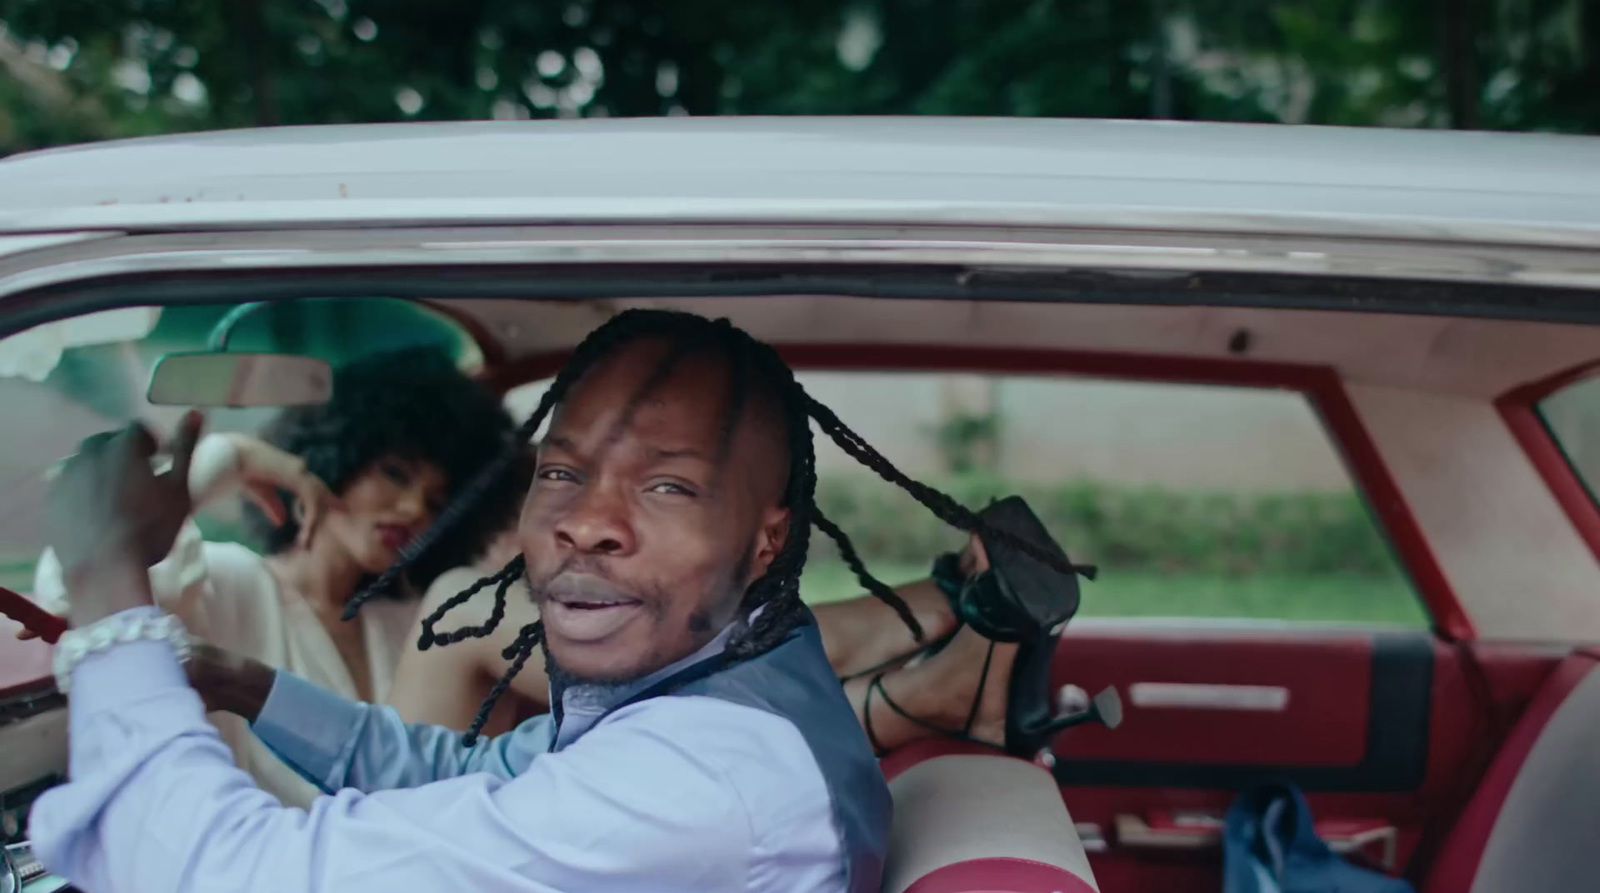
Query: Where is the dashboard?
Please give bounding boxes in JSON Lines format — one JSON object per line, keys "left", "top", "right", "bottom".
{"left": 1, "top": 674, "right": 69, "bottom": 893}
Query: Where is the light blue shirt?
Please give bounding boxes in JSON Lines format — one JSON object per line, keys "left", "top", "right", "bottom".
{"left": 30, "top": 607, "right": 844, "bottom": 893}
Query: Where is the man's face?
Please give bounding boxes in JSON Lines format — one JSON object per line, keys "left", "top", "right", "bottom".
{"left": 517, "top": 337, "right": 790, "bottom": 685}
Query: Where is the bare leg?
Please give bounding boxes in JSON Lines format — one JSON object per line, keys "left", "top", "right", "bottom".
{"left": 813, "top": 578, "right": 959, "bottom": 679}
{"left": 813, "top": 533, "right": 985, "bottom": 679}
{"left": 843, "top": 625, "right": 1015, "bottom": 751}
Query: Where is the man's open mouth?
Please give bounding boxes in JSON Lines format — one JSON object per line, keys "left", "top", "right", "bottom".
{"left": 542, "top": 574, "right": 644, "bottom": 641}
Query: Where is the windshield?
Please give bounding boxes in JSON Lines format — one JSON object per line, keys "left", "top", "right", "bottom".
{"left": 0, "top": 298, "right": 483, "bottom": 591}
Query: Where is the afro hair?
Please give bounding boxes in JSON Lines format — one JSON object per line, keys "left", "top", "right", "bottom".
{"left": 244, "top": 347, "right": 522, "bottom": 592}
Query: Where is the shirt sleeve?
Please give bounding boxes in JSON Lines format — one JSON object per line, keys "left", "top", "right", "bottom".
{"left": 28, "top": 614, "right": 764, "bottom": 893}
{"left": 250, "top": 670, "right": 550, "bottom": 793}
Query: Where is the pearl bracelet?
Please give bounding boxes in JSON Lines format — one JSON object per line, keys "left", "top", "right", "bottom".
{"left": 53, "top": 611, "right": 193, "bottom": 694}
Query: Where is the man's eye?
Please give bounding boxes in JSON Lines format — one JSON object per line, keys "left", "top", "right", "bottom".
{"left": 538, "top": 467, "right": 579, "bottom": 484}
{"left": 648, "top": 481, "right": 695, "bottom": 497}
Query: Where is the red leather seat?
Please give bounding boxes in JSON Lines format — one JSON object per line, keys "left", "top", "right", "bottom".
{"left": 882, "top": 753, "right": 1098, "bottom": 893}
{"left": 1424, "top": 649, "right": 1600, "bottom": 893}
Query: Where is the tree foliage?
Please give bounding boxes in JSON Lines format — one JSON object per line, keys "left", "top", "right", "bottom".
{"left": 0, "top": 0, "right": 1597, "bottom": 156}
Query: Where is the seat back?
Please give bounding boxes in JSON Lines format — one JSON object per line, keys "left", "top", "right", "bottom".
{"left": 882, "top": 754, "right": 1098, "bottom": 893}
{"left": 1425, "top": 650, "right": 1600, "bottom": 893}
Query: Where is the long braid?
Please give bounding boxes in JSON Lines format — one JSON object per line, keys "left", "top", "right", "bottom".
{"left": 812, "top": 506, "right": 924, "bottom": 641}
{"left": 417, "top": 555, "right": 525, "bottom": 650}
{"left": 719, "top": 329, "right": 816, "bottom": 658}
{"left": 362, "top": 308, "right": 1082, "bottom": 745}
{"left": 803, "top": 392, "right": 1094, "bottom": 582}
{"left": 462, "top": 620, "right": 545, "bottom": 746}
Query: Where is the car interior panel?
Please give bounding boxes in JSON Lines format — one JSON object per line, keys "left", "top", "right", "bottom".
{"left": 4, "top": 289, "right": 1599, "bottom": 893}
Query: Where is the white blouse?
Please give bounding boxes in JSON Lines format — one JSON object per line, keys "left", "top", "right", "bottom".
{"left": 32, "top": 435, "right": 421, "bottom": 807}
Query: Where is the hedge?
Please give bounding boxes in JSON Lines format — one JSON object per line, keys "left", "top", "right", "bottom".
{"left": 812, "top": 472, "right": 1403, "bottom": 578}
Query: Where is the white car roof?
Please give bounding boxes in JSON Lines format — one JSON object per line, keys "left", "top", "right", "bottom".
{"left": 2, "top": 117, "right": 1599, "bottom": 246}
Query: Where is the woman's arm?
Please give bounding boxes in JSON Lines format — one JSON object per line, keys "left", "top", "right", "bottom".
{"left": 187, "top": 433, "right": 246, "bottom": 506}
{"left": 203, "top": 433, "right": 343, "bottom": 547}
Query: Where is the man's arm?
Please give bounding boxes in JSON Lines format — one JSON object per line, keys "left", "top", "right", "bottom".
{"left": 187, "top": 638, "right": 547, "bottom": 793}
{"left": 252, "top": 668, "right": 551, "bottom": 792}
{"left": 31, "top": 634, "right": 762, "bottom": 893}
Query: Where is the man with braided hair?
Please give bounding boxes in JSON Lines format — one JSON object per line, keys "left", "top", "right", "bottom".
{"left": 31, "top": 310, "right": 1085, "bottom": 893}
{"left": 395, "top": 526, "right": 1007, "bottom": 749}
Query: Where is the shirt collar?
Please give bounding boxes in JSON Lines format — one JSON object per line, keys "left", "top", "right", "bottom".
{"left": 551, "top": 611, "right": 751, "bottom": 747}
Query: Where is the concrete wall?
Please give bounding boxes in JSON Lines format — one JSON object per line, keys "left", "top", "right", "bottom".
{"left": 799, "top": 371, "right": 1356, "bottom": 492}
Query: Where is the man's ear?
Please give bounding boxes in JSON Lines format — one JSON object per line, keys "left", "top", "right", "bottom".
{"left": 748, "top": 505, "right": 792, "bottom": 583}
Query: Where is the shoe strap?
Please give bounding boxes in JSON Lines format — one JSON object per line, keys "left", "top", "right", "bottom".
{"left": 862, "top": 677, "right": 888, "bottom": 757}
{"left": 957, "top": 571, "right": 1035, "bottom": 642}
{"left": 961, "top": 641, "right": 997, "bottom": 736}
{"left": 868, "top": 638, "right": 1000, "bottom": 748}
{"left": 929, "top": 551, "right": 966, "bottom": 611}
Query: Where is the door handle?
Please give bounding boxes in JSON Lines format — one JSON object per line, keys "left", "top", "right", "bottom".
{"left": 1114, "top": 813, "right": 1220, "bottom": 850}
{"left": 1127, "top": 682, "right": 1289, "bottom": 711}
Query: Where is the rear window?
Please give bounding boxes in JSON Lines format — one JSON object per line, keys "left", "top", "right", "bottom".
{"left": 1537, "top": 374, "right": 1600, "bottom": 502}
{"left": 791, "top": 371, "right": 1426, "bottom": 626}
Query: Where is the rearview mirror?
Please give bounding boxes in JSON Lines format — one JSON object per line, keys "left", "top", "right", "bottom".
{"left": 147, "top": 352, "right": 333, "bottom": 407}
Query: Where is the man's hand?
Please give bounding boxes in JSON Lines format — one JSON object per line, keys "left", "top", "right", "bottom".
{"left": 185, "top": 640, "right": 276, "bottom": 722}
{"left": 45, "top": 413, "right": 204, "bottom": 626}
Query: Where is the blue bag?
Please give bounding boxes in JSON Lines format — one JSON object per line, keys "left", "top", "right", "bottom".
{"left": 1223, "top": 782, "right": 1414, "bottom": 893}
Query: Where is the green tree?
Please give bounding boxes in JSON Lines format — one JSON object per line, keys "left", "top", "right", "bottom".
{"left": 2, "top": 0, "right": 1598, "bottom": 158}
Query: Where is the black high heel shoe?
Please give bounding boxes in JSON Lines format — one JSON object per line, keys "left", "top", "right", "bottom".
{"left": 863, "top": 496, "right": 1102, "bottom": 759}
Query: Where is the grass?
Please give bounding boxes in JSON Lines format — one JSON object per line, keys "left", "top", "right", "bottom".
{"left": 0, "top": 559, "right": 36, "bottom": 594}
{"left": 800, "top": 556, "right": 1428, "bottom": 626}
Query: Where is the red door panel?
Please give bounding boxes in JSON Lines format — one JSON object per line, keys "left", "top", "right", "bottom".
{"left": 1026, "top": 623, "right": 1567, "bottom": 892}
{"left": 1051, "top": 631, "right": 1372, "bottom": 767}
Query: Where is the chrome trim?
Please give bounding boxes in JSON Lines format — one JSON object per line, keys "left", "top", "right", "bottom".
{"left": 1063, "top": 616, "right": 1430, "bottom": 636}
{"left": 1328, "top": 825, "right": 1399, "bottom": 871}
{"left": 1128, "top": 682, "right": 1291, "bottom": 712}
{"left": 0, "top": 232, "right": 116, "bottom": 261}
{"left": 2, "top": 224, "right": 1600, "bottom": 303}
{"left": 1074, "top": 822, "right": 1108, "bottom": 854}
{"left": 2, "top": 844, "right": 41, "bottom": 885}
